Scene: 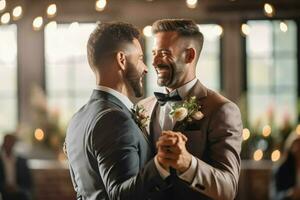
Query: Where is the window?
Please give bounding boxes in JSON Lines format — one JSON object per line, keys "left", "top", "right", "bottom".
{"left": 145, "top": 24, "right": 221, "bottom": 96}
{"left": 45, "top": 23, "right": 96, "bottom": 124}
{"left": 246, "top": 20, "right": 297, "bottom": 127}
{"left": 0, "top": 24, "right": 18, "bottom": 133}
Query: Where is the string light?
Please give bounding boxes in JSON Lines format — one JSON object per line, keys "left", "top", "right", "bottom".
{"left": 214, "top": 25, "right": 223, "bottom": 36}
{"left": 241, "top": 23, "right": 250, "bottom": 36}
{"left": 262, "top": 125, "right": 272, "bottom": 137}
{"left": 264, "top": 3, "right": 275, "bottom": 17}
{"left": 271, "top": 150, "right": 281, "bottom": 162}
{"left": 186, "top": 0, "right": 197, "bottom": 9}
{"left": 242, "top": 128, "right": 250, "bottom": 141}
{"left": 253, "top": 149, "right": 263, "bottom": 161}
{"left": 279, "top": 21, "right": 288, "bottom": 33}
{"left": 33, "top": 16, "right": 43, "bottom": 31}
{"left": 12, "top": 6, "right": 23, "bottom": 20}
{"left": 34, "top": 128, "right": 45, "bottom": 141}
{"left": 0, "top": 0, "right": 6, "bottom": 12}
{"left": 47, "top": 4, "right": 57, "bottom": 18}
{"left": 143, "top": 25, "right": 152, "bottom": 37}
{"left": 95, "top": 0, "right": 107, "bottom": 11}
{"left": 1, "top": 12, "right": 10, "bottom": 24}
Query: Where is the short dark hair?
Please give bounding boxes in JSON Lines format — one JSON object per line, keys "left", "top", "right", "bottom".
{"left": 87, "top": 22, "right": 140, "bottom": 69}
{"left": 152, "top": 19, "right": 204, "bottom": 54}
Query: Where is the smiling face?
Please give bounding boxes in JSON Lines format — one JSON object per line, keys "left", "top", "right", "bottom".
{"left": 152, "top": 31, "right": 194, "bottom": 91}
{"left": 124, "top": 38, "right": 148, "bottom": 98}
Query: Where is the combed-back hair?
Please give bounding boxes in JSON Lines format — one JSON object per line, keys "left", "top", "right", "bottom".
{"left": 152, "top": 19, "right": 204, "bottom": 54}
{"left": 87, "top": 21, "right": 140, "bottom": 69}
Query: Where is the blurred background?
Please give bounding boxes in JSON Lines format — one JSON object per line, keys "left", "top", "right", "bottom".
{"left": 0, "top": 0, "right": 299, "bottom": 199}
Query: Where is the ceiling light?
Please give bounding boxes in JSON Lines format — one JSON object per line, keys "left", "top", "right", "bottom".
{"left": 1, "top": 12, "right": 10, "bottom": 24}
{"left": 47, "top": 4, "right": 57, "bottom": 17}
{"left": 186, "top": 0, "right": 197, "bottom": 9}
{"left": 95, "top": 0, "right": 107, "bottom": 11}
{"left": 12, "top": 6, "right": 23, "bottom": 20}
{"left": 33, "top": 16, "right": 44, "bottom": 31}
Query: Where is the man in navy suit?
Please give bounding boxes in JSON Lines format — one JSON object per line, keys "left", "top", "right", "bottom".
{"left": 0, "top": 133, "right": 32, "bottom": 200}
{"left": 65, "top": 22, "right": 173, "bottom": 200}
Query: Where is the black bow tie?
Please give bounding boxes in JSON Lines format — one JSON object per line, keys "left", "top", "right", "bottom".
{"left": 154, "top": 90, "right": 182, "bottom": 106}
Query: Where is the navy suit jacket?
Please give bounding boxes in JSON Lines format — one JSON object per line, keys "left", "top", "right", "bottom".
{"left": 65, "top": 90, "right": 169, "bottom": 200}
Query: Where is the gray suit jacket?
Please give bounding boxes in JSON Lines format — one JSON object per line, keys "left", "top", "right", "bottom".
{"left": 139, "top": 80, "right": 243, "bottom": 200}
{"left": 65, "top": 90, "right": 170, "bottom": 200}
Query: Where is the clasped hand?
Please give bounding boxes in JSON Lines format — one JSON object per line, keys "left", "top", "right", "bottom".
{"left": 156, "top": 130, "right": 192, "bottom": 173}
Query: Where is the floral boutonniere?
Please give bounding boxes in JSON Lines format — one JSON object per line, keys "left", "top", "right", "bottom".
{"left": 169, "top": 96, "right": 204, "bottom": 130}
{"left": 131, "top": 105, "right": 149, "bottom": 130}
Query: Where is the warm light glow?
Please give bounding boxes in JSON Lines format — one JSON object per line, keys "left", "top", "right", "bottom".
{"left": 46, "top": 21, "right": 57, "bottom": 30}
{"left": 143, "top": 25, "right": 152, "bottom": 37}
{"left": 214, "top": 25, "right": 223, "bottom": 36}
{"left": 242, "top": 128, "right": 251, "bottom": 141}
{"left": 47, "top": 4, "right": 57, "bottom": 17}
{"left": 1, "top": 12, "right": 10, "bottom": 24}
{"left": 33, "top": 16, "right": 43, "bottom": 30}
{"left": 271, "top": 150, "right": 281, "bottom": 162}
{"left": 186, "top": 0, "right": 197, "bottom": 9}
{"left": 34, "top": 128, "right": 45, "bottom": 141}
{"left": 241, "top": 23, "right": 250, "bottom": 36}
{"left": 280, "top": 21, "right": 288, "bottom": 32}
{"left": 12, "top": 6, "right": 23, "bottom": 20}
{"left": 296, "top": 124, "right": 300, "bottom": 135}
{"left": 264, "top": 3, "right": 275, "bottom": 17}
{"left": 69, "top": 22, "right": 79, "bottom": 31}
{"left": 95, "top": 0, "right": 107, "bottom": 11}
{"left": 0, "top": 0, "right": 6, "bottom": 12}
{"left": 253, "top": 149, "right": 263, "bottom": 161}
{"left": 262, "top": 125, "right": 272, "bottom": 137}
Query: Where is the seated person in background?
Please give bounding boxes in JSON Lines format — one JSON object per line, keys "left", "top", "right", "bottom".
{"left": 270, "top": 132, "right": 300, "bottom": 200}
{"left": 0, "top": 133, "right": 32, "bottom": 200}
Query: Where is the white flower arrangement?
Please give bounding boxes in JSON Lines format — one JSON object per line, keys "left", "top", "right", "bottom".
{"left": 169, "top": 96, "right": 204, "bottom": 130}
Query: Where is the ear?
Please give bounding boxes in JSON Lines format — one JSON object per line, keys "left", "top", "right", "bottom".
{"left": 184, "top": 48, "right": 196, "bottom": 63}
{"left": 116, "top": 51, "right": 126, "bottom": 71}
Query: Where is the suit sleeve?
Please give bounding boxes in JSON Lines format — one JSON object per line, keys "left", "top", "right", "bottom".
{"left": 191, "top": 102, "right": 243, "bottom": 200}
{"left": 90, "top": 110, "right": 168, "bottom": 200}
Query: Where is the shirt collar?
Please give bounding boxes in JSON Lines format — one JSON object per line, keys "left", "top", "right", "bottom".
{"left": 95, "top": 85, "right": 134, "bottom": 110}
{"left": 163, "top": 78, "right": 197, "bottom": 99}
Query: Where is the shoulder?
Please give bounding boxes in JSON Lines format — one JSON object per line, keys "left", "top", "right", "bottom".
{"left": 138, "top": 96, "right": 156, "bottom": 107}
{"left": 138, "top": 96, "right": 157, "bottom": 115}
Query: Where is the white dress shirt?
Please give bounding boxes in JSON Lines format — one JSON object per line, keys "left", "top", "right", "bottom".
{"left": 154, "top": 78, "right": 198, "bottom": 183}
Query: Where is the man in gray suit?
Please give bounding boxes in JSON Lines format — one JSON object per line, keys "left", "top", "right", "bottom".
{"left": 139, "top": 19, "right": 243, "bottom": 200}
{"left": 65, "top": 22, "right": 172, "bottom": 200}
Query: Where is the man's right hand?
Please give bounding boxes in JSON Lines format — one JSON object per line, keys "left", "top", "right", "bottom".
{"left": 156, "top": 131, "right": 191, "bottom": 173}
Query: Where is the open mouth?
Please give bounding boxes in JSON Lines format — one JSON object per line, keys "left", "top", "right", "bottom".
{"left": 156, "top": 64, "right": 170, "bottom": 78}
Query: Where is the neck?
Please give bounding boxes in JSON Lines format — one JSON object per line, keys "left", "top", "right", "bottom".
{"left": 167, "top": 76, "right": 195, "bottom": 92}
{"left": 97, "top": 73, "right": 133, "bottom": 99}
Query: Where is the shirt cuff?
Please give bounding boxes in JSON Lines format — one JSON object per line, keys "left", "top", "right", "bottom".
{"left": 154, "top": 156, "right": 170, "bottom": 179}
{"left": 179, "top": 155, "right": 197, "bottom": 183}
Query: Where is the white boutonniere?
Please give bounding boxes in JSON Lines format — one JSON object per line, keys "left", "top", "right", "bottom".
{"left": 169, "top": 96, "right": 204, "bottom": 130}
{"left": 131, "top": 105, "right": 149, "bottom": 129}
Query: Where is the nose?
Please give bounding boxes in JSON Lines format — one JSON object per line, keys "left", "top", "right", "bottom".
{"left": 143, "top": 62, "right": 148, "bottom": 74}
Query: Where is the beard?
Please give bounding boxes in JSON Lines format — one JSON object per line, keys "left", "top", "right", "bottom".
{"left": 156, "top": 62, "right": 184, "bottom": 89}
{"left": 125, "top": 62, "right": 144, "bottom": 98}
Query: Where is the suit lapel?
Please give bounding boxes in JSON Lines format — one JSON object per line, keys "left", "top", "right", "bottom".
{"left": 91, "top": 90, "right": 152, "bottom": 147}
